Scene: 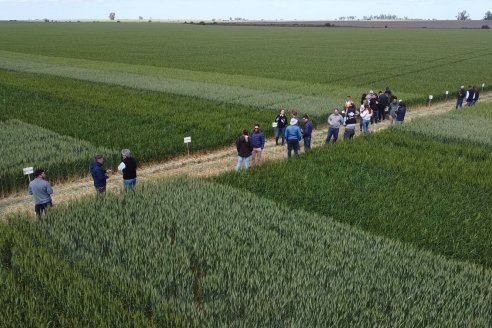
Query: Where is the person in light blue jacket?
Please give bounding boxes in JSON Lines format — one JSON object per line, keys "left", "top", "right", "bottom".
{"left": 285, "top": 118, "right": 302, "bottom": 159}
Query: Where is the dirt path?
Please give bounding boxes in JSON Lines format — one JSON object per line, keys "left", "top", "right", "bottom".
{"left": 1, "top": 95, "right": 490, "bottom": 218}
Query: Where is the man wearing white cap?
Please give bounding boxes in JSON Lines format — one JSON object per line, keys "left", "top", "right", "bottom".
{"left": 284, "top": 118, "right": 302, "bottom": 159}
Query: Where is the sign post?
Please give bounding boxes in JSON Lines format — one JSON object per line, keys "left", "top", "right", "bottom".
{"left": 23, "top": 167, "right": 34, "bottom": 183}
{"left": 445, "top": 91, "right": 449, "bottom": 101}
{"left": 428, "top": 95, "right": 433, "bottom": 108}
{"left": 184, "top": 136, "right": 192, "bottom": 156}
{"left": 482, "top": 83, "right": 486, "bottom": 91}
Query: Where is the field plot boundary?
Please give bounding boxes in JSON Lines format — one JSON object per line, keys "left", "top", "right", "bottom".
{"left": 0, "top": 50, "right": 341, "bottom": 115}
{"left": 2, "top": 94, "right": 490, "bottom": 218}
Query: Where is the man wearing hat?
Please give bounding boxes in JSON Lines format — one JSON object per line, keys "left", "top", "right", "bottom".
{"left": 284, "top": 118, "right": 302, "bottom": 159}
{"left": 28, "top": 169, "right": 53, "bottom": 219}
{"left": 90, "top": 154, "right": 110, "bottom": 193}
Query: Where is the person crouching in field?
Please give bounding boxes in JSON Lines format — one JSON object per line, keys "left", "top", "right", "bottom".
{"left": 90, "top": 154, "right": 110, "bottom": 194}
{"left": 28, "top": 169, "right": 53, "bottom": 220}
{"left": 236, "top": 129, "right": 253, "bottom": 172}
{"left": 250, "top": 124, "right": 265, "bottom": 166}
{"left": 285, "top": 118, "right": 302, "bottom": 159}
{"left": 118, "top": 149, "right": 137, "bottom": 189}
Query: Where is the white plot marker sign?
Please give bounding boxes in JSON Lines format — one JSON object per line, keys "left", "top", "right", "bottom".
{"left": 184, "top": 136, "right": 192, "bottom": 155}
{"left": 23, "top": 166, "right": 34, "bottom": 182}
{"left": 428, "top": 95, "right": 433, "bottom": 107}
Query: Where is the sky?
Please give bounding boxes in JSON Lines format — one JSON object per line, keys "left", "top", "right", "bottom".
{"left": 0, "top": 0, "right": 489, "bottom": 21}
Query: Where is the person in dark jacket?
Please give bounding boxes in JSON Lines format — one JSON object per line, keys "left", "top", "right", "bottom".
{"left": 473, "top": 86, "right": 480, "bottom": 105}
{"left": 378, "top": 91, "right": 389, "bottom": 121}
{"left": 456, "top": 86, "right": 466, "bottom": 109}
{"left": 369, "top": 95, "right": 379, "bottom": 124}
{"left": 274, "top": 108, "right": 288, "bottom": 145}
{"left": 250, "top": 124, "right": 265, "bottom": 166}
{"left": 118, "top": 149, "right": 137, "bottom": 189}
{"left": 90, "top": 154, "right": 109, "bottom": 193}
{"left": 236, "top": 130, "right": 253, "bottom": 172}
{"left": 466, "top": 85, "right": 476, "bottom": 107}
{"left": 302, "top": 115, "right": 313, "bottom": 151}
{"left": 395, "top": 100, "right": 407, "bottom": 124}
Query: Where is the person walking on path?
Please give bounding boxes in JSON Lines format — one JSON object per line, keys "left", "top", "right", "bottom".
{"left": 360, "top": 104, "right": 372, "bottom": 136}
{"left": 90, "top": 154, "right": 110, "bottom": 194}
{"left": 236, "top": 129, "right": 253, "bottom": 172}
{"left": 28, "top": 169, "right": 53, "bottom": 219}
{"left": 326, "top": 108, "right": 344, "bottom": 144}
{"left": 395, "top": 100, "right": 407, "bottom": 124}
{"left": 285, "top": 118, "right": 302, "bottom": 159}
{"left": 343, "top": 106, "right": 358, "bottom": 140}
{"left": 466, "top": 86, "right": 476, "bottom": 107}
{"left": 274, "top": 108, "right": 288, "bottom": 145}
{"left": 250, "top": 124, "right": 265, "bottom": 166}
{"left": 291, "top": 111, "right": 301, "bottom": 126}
{"left": 456, "top": 86, "right": 466, "bottom": 109}
{"left": 369, "top": 94, "right": 379, "bottom": 124}
{"left": 302, "top": 115, "right": 313, "bottom": 151}
{"left": 118, "top": 149, "right": 137, "bottom": 189}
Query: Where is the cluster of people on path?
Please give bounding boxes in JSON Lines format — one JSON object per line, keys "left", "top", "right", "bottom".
{"left": 236, "top": 88, "right": 408, "bottom": 171}
{"left": 456, "top": 85, "right": 480, "bottom": 109}
{"left": 28, "top": 149, "right": 138, "bottom": 218}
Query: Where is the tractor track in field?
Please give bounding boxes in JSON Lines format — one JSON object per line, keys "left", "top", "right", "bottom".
{"left": 1, "top": 94, "right": 491, "bottom": 218}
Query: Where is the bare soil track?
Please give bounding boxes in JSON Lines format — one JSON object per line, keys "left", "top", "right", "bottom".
{"left": 1, "top": 95, "right": 490, "bottom": 218}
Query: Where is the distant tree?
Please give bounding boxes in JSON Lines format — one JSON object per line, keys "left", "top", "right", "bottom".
{"left": 43, "top": 18, "right": 49, "bottom": 23}
{"left": 139, "top": 16, "right": 143, "bottom": 21}
{"left": 484, "top": 11, "right": 492, "bottom": 20}
{"left": 456, "top": 10, "right": 470, "bottom": 21}
{"left": 109, "top": 12, "right": 116, "bottom": 20}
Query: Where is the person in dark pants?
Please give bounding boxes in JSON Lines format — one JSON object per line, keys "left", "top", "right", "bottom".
{"left": 118, "top": 149, "right": 137, "bottom": 189}
{"left": 343, "top": 105, "right": 358, "bottom": 140}
{"left": 466, "top": 85, "right": 476, "bottom": 107}
{"left": 326, "top": 108, "right": 344, "bottom": 144}
{"left": 378, "top": 91, "right": 389, "bottom": 121}
{"left": 395, "top": 100, "right": 407, "bottom": 124}
{"left": 28, "top": 169, "right": 53, "bottom": 219}
{"left": 274, "top": 108, "right": 288, "bottom": 145}
{"left": 236, "top": 129, "right": 253, "bottom": 172}
{"left": 285, "top": 118, "right": 302, "bottom": 159}
{"left": 456, "top": 86, "right": 466, "bottom": 109}
{"left": 369, "top": 94, "right": 379, "bottom": 124}
{"left": 90, "top": 154, "right": 110, "bottom": 193}
{"left": 302, "top": 115, "right": 313, "bottom": 151}
{"left": 473, "top": 86, "right": 480, "bottom": 105}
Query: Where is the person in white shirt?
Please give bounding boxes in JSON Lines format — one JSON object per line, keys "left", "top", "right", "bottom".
{"left": 359, "top": 104, "right": 372, "bottom": 136}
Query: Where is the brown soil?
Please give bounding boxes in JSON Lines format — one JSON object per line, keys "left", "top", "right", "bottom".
{"left": 1, "top": 95, "right": 490, "bottom": 218}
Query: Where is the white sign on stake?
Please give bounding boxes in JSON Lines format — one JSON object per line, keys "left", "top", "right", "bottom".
{"left": 429, "top": 95, "right": 433, "bottom": 100}
{"left": 23, "top": 167, "right": 34, "bottom": 175}
{"left": 482, "top": 83, "right": 486, "bottom": 89}
{"left": 445, "top": 91, "right": 449, "bottom": 95}
{"left": 184, "top": 136, "right": 192, "bottom": 144}
{"left": 272, "top": 122, "right": 278, "bottom": 128}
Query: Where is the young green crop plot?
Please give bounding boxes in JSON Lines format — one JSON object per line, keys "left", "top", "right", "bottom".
{"left": 0, "top": 119, "right": 117, "bottom": 196}
{"left": 0, "top": 23, "right": 490, "bottom": 109}
{"left": 3, "top": 179, "right": 491, "bottom": 326}
{"left": 217, "top": 129, "right": 492, "bottom": 268}
{"left": 399, "top": 102, "right": 492, "bottom": 148}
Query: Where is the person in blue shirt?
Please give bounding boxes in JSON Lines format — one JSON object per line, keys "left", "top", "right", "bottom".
{"left": 395, "top": 101, "right": 407, "bottom": 124}
{"left": 302, "top": 115, "right": 313, "bottom": 151}
{"left": 250, "top": 123, "right": 265, "bottom": 166}
{"left": 90, "top": 154, "right": 110, "bottom": 193}
{"left": 285, "top": 118, "right": 302, "bottom": 159}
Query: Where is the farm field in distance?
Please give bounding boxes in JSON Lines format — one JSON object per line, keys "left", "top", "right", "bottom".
{"left": 1, "top": 21, "right": 492, "bottom": 326}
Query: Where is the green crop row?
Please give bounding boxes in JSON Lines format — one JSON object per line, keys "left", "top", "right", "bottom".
{"left": 0, "top": 23, "right": 489, "bottom": 94}
{"left": 0, "top": 219, "right": 191, "bottom": 327}
{"left": 399, "top": 102, "right": 492, "bottom": 148}
{"left": 0, "top": 119, "right": 118, "bottom": 196}
{"left": 21, "top": 178, "right": 492, "bottom": 326}
{"left": 217, "top": 128, "right": 492, "bottom": 268}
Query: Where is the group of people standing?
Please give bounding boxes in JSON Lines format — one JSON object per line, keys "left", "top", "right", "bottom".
{"left": 456, "top": 85, "right": 480, "bottom": 109}
{"left": 235, "top": 88, "right": 407, "bottom": 172}
{"left": 28, "top": 149, "right": 138, "bottom": 219}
